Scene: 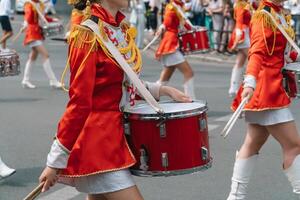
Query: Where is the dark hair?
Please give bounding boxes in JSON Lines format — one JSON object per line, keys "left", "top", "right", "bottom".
{"left": 74, "top": 1, "right": 87, "bottom": 10}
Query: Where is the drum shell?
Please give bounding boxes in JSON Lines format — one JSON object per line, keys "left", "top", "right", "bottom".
{"left": 282, "top": 62, "right": 300, "bottom": 98}
{"left": 179, "top": 26, "right": 210, "bottom": 55}
{"left": 124, "top": 103, "right": 211, "bottom": 176}
{"left": 42, "top": 23, "right": 65, "bottom": 38}
{"left": 0, "top": 52, "right": 20, "bottom": 77}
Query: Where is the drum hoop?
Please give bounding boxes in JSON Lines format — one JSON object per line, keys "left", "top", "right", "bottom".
{"left": 178, "top": 27, "right": 207, "bottom": 36}
{"left": 124, "top": 101, "right": 208, "bottom": 120}
{"left": 130, "top": 158, "right": 212, "bottom": 177}
{"left": 283, "top": 62, "right": 300, "bottom": 72}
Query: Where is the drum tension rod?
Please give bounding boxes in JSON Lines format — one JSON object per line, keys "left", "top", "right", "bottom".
{"left": 156, "top": 115, "right": 167, "bottom": 128}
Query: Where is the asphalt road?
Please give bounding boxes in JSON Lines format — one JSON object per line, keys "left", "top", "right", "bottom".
{"left": 1, "top": 2, "right": 300, "bottom": 200}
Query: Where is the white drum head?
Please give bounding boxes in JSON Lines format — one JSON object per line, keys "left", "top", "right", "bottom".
{"left": 124, "top": 101, "right": 207, "bottom": 120}
{"left": 284, "top": 62, "right": 300, "bottom": 72}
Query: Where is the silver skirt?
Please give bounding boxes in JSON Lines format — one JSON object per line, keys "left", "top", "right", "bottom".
{"left": 59, "top": 169, "right": 135, "bottom": 194}
{"left": 160, "top": 50, "right": 185, "bottom": 67}
{"left": 245, "top": 107, "right": 294, "bottom": 126}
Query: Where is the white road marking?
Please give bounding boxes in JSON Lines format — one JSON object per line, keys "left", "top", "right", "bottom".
{"left": 214, "top": 114, "right": 232, "bottom": 122}
{"left": 208, "top": 124, "right": 220, "bottom": 131}
{"left": 39, "top": 186, "right": 80, "bottom": 200}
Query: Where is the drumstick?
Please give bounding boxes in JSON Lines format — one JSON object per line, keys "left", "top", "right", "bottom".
{"left": 221, "top": 96, "right": 250, "bottom": 138}
{"left": 23, "top": 182, "right": 44, "bottom": 200}
{"left": 142, "top": 34, "right": 160, "bottom": 52}
{"left": 12, "top": 27, "right": 25, "bottom": 43}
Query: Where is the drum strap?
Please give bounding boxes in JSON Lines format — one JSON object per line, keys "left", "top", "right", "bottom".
{"left": 81, "top": 19, "right": 164, "bottom": 114}
{"left": 261, "top": 9, "right": 300, "bottom": 55}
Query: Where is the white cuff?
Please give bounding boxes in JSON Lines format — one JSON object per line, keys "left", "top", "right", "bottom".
{"left": 46, "top": 139, "right": 70, "bottom": 169}
{"left": 235, "top": 29, "right": 243, "bottom": 37}
{"left": 145, "top": 81, "right": 161, "bottom": 100}
{"left": 159, "top": 24, "right": 166, "bottom": 31}
{"left": 243, "top": 75, "right": 256, "bottom": 89}
{"left": 23, "top": 21, "right": 28, "bottom": 28}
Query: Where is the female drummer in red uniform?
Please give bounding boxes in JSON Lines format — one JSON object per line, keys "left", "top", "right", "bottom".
{"left": 155, "top": 0, "right": 196, "bottom": 99}
{"left": 227, "top": 0, "right": 251, "bottom": 97}
{"left": 38, "top": 0, "right": 191, "bottom": 199}
{"left": 22, "top": 0, "right": 62, "bottom": 89}
{"left": 226, "top": 1, "right": 300, "bottom": 199}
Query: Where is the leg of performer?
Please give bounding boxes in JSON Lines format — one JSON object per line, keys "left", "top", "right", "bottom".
{"left": 0, "top": 31, "right": 13, "bottom": 50}
{"left": 22, "top": 48, "right": 38, "bottom": 89}
{"left": 227, "top": 124, "right": 269, "bottom": 200}
{"left": 0, "top": 156, "right": 16, "bottom": 179}
{"left": 175, "top": 61, "right": 195, "bottom": 99}
{"left": 0, "top": 15, "right": 13, "bottom": 50}
{"left": 266, "top": 121, "right": 300, "bottom": 196}
{"left": 228, "top": 48, "right": 248, "bottom": 97}
{"left": 157, "top": 66, "right": 176, "bottom": 85}
{"left": 36, "top": 45, "right": 62, "bottom": 88}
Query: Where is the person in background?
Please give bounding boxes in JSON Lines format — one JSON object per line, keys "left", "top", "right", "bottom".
{"left": 191, "top": 0, "right": 206, "bottom": 26}
{"left": 207, "top": 0, "right": 224, "bottom": 52}
{"left": 219, "top": 0, "right": 234, "bottom": 54}
{"left": 130, "top": 0, "right": 146, "bottom": 48}
{"left": 0, "top": 0, "right": 13, "bottom": 52}
{"left": 21, "top": 0, "right": 62, "bottom": 89}
{"left": 156, "top": 0, "right": 196, "bottom": 99}
{"left": 184, "top": 0, "right": 194, "bottom": 22}
{"left": 143, "top": 0, "right": 151, "bottom": 31}
{"left": 227, "top": 0, "right": 251, "bottom": 97}
{"left": 0, "top": 155, "right": 15, "bottom": 179}
{"left": 43, "top": 0, "right": 57, "bottom": 15}
{"left": 149, "top": 0, "right": 160, "bottom": 34}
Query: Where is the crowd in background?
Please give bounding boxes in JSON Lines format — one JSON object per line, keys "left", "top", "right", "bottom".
{"left": 131, "top": 0, "right": 300, "bottom": 53}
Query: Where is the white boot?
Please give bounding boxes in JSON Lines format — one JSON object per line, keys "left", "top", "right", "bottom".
{"left": 43, "top": 59, "right": 62, "bottom": 89}
{"left": 227, "top": 153, "right": 258, "bottom": 200}
{"left": 284, "top": 155, "right": 300, "bottom": 198}
{"left": 183, "top": 78, "right": 196, "bottom": 100}
{"left": 229, "top": 67, "right": 243, "bottom": 97}
{"left": 22, "top": 59, "right": 36, "bottom": 89}
{"left": 0, "top": 157, "right": 15, "bottom": 179}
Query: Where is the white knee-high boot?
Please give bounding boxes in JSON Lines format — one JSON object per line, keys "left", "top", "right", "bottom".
{"left": 284, "top": 155, "right": 300, "bottom": 198}
{"left": 43, "top": 59, "right": 62, "bottom": 88}
{"left": 227, "top": 153, "right": 258, "bottom": 200}
{"left": 22, "top": 59, "right": 36, "bottom": 89}
{"left": 156, "top": 80, "right": 169, "bottom": 86}
{"left": 183, "top": 77, "right": 196, "bottom": 100}
{"left": 229, "top": 67, "right": 243, "bottom": 97}
{"left": 0, "top": 156, "right": 15, "bottom": 179}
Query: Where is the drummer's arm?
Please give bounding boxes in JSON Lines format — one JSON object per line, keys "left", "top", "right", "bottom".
{"left": 234, "top": 8, "right": 244, "bottom": 44}
{"left": 244, "top": 19, "right": 267, "bottom": 89}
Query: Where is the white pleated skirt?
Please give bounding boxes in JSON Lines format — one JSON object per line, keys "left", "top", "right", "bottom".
{"left": 237, "top": 28, "right": 250, "bottom": 49}
{"left": 160, "top": 50, "right": 185, "bottom": 67}
{"left": 245, "top": 107, "right": 294, "bottom": 126}
{"left": 59, "top": 169, "right": 135, "bottom": 194}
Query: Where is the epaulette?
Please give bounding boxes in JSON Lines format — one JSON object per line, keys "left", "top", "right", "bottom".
{"left": 166, "top": 3, "right": 174, "bottom": 11}
{"left": 251, "top": 5, "right": 276, "bottom": 30}
{"left": 235, "top": 1, "right": 248, "bottom": 9}
{"left": 69, "top": 24, "right": 98, "bottom": 51}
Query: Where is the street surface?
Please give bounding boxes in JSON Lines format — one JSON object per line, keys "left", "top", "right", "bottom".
{"left": 0, "top": 2, "right": 300, "bottom": 200}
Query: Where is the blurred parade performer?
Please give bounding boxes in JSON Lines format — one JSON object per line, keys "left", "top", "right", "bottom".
{"left": 227, "top": 0, "right": 251, "bottom": 97}
{"left": 155, "top": 0, "right": 196, "bottom": 99}
{"left": 38, "top": 0, "right": 190, "bottom": 199}
{"left": 0, "top": 155, "right": 15, "bottom": 179}
{"left": 130, "top": 0, "right": 145, "bottom": 49}
{"left": 21, "top": 0, "right": 62, "bottom": 89}
{"left": 0, "top": 0, "right": 13, "bottom": 52}
{"left": 226, "top": 1, "right": 300, "bottom": 199}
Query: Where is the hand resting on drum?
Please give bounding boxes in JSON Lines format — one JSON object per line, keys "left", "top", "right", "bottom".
{"left": 159, "top": 86, "right": 192, "bottom": 102}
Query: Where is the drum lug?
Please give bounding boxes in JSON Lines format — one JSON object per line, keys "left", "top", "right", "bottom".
{"left": 199, "top": 118, "right": 207, "bottom": 131}
{"left": 161, "top": 152, "right": 169, "bottom": 168}
{"left": 139, "top": 147, "right": 149, "bottom": 171}
{"left": 201, "top": 147, "right": 209, "bottom": 161}
{"left": 124, "top": 122, "right": 131, "bottom": 135}
{"left": 159, "top": 123, "right": 166, "bottom": 138}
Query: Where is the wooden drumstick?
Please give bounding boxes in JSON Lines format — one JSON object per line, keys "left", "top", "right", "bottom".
{"left": 12, "top": 27, "right": 25, "bottom": 43}
{"left": 23, "top": 182, "right": 44, "bottom": 200}
{"left": 221, "top": 96, "right": 249, "bottom": 138}
{"left": 142, "top": 33, "right": 160, "bottom": 52}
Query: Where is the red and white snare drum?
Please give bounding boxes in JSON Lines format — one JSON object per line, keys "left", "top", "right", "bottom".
{"left": 178, "top": 26, "right": 210, "bottom": 55}
{"left": 282, "top": 62, "right": 300, "bottom": 98}
{"left": 124, "top": 101, "right": 212, "bottom": 177}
